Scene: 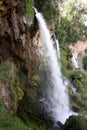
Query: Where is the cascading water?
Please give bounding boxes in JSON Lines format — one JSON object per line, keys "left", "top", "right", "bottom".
{"left": 71, "top": 53, "right": 79, "bottom": 68}
{"left": 35, "top": 9, "right": 74, "bottom": 124}
{"left": 51, "top": 33, "right": 60, "bottom": 59}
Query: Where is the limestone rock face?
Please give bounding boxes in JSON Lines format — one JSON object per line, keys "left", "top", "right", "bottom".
{"left": 0, "top": 0, "right": 39, "bottom": 78}
{"left": 0, "top": 0, "right": 40, "bottom": 112}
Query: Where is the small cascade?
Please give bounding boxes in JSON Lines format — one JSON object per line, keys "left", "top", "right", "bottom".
{"left": 71, "top": 53, "right": 79, "bottom": 68}
{"left": 34, "top": 8, "right": 74, "bottom": 124}
{"left": 56, "top": 39, "right": 60, "bottom": 59}
{"left": 51, "top": 34, "right": 60, "bottom": 59}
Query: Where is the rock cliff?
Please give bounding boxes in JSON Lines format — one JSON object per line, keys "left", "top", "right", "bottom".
{"left": 0, "top": 0, "right": 40, "bottom": 112}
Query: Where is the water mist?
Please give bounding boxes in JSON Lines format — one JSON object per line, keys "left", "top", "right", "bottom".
{"left": 35, "top": 8, "right": 74, "bottom": 124}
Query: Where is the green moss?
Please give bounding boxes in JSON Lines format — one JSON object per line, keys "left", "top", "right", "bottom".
{"left": 16, "top": 85, "right": 24, "bottom": 100}
{"left": 30, "top": 74, "right": 40, "bottom": 87}
{"left": 28, "top": 74, "right": 40, "bottom": 98}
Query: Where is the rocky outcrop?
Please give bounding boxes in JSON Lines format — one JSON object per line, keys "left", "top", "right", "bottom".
{"left": 0, "top": 0, "right": 39, "bottom": 78}
{"left": 0, "top": 0, "right": 40, "bottom": 112}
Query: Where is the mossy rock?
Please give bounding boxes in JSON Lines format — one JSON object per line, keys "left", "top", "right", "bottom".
{"left": 65, "top": 115, "right": 87, "bottom": 130}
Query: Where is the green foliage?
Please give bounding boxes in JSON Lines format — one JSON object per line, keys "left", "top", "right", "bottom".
{"left": 65, "top": 115, "right": 87, "bottom": 130}
{"left": 60, "top": 47, "right": 72, "bottom": 77}
{"left": 25, "top": 0, "right": 34, "bottom": 20}
{"left": 55, "top": 17, "right": 86, "bottom": 77}
{"left": 55, "top": 1, "right": 87, "bottom": 81}
{"left": 55, "top": 17, "right": 87, "bottom": 45}
{"left": 55, "top": 13, "right": 87, "bottom": 114}
{"left": 69, "top": 70, "right": 87, "bottom": 114}
{"left": 70, "top": 70, "right": 87, "bottom": 91}
{"left": 34, "top": 0, "right": 57, "bottom": 24}
{"left": 56, "top": 42, "right": 73, "bottom": 77}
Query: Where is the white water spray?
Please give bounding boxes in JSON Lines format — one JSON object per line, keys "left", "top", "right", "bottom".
{"left": 35, "top": 9, "right": 74, "bottom": 124}
{"left": 72, "top": 53, "right": 79, "bottom": 68}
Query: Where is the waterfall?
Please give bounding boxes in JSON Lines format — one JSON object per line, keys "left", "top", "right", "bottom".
{"left": 72, "top": 53, "right": 79, "bottom": 68}
{"left": 35, "top": 9, "right": 74, "bottom": 124}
